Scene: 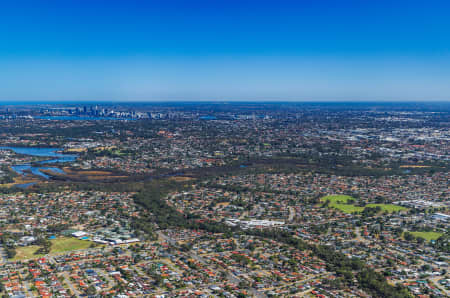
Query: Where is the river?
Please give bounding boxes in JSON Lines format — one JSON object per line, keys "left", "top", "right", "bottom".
{"left": 0, "top": 147, "right": 78, "bottom": 180}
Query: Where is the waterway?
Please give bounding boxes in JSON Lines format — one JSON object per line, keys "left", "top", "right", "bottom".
{"left": 0, "top": 146, "right": 78, "bottom": 179}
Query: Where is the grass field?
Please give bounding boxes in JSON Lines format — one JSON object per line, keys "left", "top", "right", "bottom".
{"left": 365, "top": 204, "right": 407, "bottom": 212}
{"left": 330, "top": 203, "right": 365, "bottom": 213}
{"left": 321, "top": 195, "right": 354, "bottom": 203}
{"left": 320, "top": 195, "right": 364, "bottom": 213}
{"left": 410, "top": 231, "right": 443, "bottom": 241}
{"left": 320, "top": 195, "right": 407, "bottom": 214}
{"left": 0, "top": 176, "right": 39, "bottom": 189}
{"left": 13, "top": 237, "right": 92, "bottom": 260}
{"left": 13, "top": 245, "right": 43, "bottom": 260}
{"left": 51, "top": 237, "right": 92, "bottom": 252}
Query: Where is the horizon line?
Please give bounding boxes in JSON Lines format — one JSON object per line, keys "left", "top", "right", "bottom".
{"left": 0, "top": 100, "right": 450, "bottom": 105}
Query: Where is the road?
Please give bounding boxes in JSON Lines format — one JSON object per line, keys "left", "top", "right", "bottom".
{"left": 354, "top": 227, "right": 366, "bottom": 242}
{"left": 429, "top": 276, "right": 449, "bottom": 296}
{"left": 0, "top": 245, "right": 8, "bottom": 263}
{"left": 158, "top": 231, "right": 267, "bottom": 297}
{"left": 47, "top": 256, "right": 82, "bottom": 296}
{"left": 261, "top": 273, "right": 329, "bottom": 296}
{"left": 288, "top": 206, "right": 295, "bottom": 222}
{"left": 61, "top": 271, "right": 82, "bottom": 296}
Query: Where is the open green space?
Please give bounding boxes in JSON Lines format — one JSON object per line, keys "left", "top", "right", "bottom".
{"left": 320, "top": 195, "right": 407, "bottom": 214}
{"left": 320, "top": 195, "right": 364, "bottom": 213}
{"left": 13, "top": 245, "right": 43, "bottom": 260}
{"left": 331, "top": 203, "right": 365, "bottom": 213}
{"left": 50, "top": 237, "right": 92, "bottom": 252}
{"left": 321, "top": 195, "right": 354, "bottom": 203}
{"left": 13, "top": 237, "right": 92, "bottom": 260}
{"left": 410, "top": 231, "right": 443, "bottom": 241}
{"left": 365, "top": 204, "right": 407, "bottom": 212}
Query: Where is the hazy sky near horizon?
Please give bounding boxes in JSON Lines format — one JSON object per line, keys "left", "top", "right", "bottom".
{"left": 1, "top": 0, "right": 450, "bottom": 102}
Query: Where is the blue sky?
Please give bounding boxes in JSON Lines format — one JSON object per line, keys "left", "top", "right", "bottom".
{"left": 0, "top": 0, "right": 449, "bottom": 102}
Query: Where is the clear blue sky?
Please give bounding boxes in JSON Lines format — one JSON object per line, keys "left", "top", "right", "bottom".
{"left": 1, "top": 0, "right": 449, "bottom": 102}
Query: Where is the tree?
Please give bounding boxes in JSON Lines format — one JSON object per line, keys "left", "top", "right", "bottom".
{"left": 416, "top": 237, "right": 425, "bottom": 244}
{"left": 403, "top": 232, "right": 415, "bottom": 241}
{"left": 86, "top": 285, "right": 97, "bottom": 296}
